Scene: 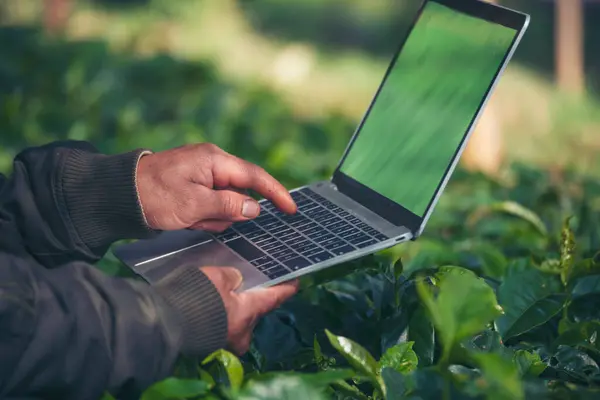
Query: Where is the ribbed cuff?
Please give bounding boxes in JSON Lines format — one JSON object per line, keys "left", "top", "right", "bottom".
{"left": 152, "top": 267, "right": 228, "bottom": 356}
{"left": 61, "top": 148, "right": 157, "bottom": 250}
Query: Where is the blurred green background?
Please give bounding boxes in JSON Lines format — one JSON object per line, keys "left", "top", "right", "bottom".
{"left": 0, "top": 0, "right": 598, "bottom": 205}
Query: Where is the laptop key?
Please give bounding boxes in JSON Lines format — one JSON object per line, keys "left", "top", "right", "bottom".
{"left": 322, "top": 216, "right": 343, "bottom": 227}
{"left": 307, "top": 251, "right": 334, "bottom": 263}
{"left": 303, "top": 247, "right": 325, "bottom": 257}
{"left": 349, "top": 233, "right": 373, "bottom": 245}
{"left": 290, "top": 191, "right": 306, "bottom": 201}
{"left": 251, "top": 256, "right": 273, "bottom": 266}
{"left": 271, "top": 248, "right": 292, "bottom": 259}
{"left": 284, "top": 256, "right": 311, "bottom": 270}
{"left": 257, "top": 260, "right": 279, "bottom": 272}
{"left": 356, "top": 239, "right": 377, "bottom": 248}
{"left": 280, "top": 252, "right": 300, "bottom": 262}
{"left": 266, "top": 266, "right": 291, "bottom": 279}
{"left": 217, "top": 230, "right": 239, "bottom": 242}
{"left": 374, "top": 233, "right": 389, "bottom": 241}
{"left": 331, "top": 244, "right": 355, "bottom": 256}
{"left": 247, "top": 232, "right": 269, "bottom": 242}
{"left": 225, "top": 237, "right": 265, "bottom": 261}
{"left": 301, "top": 226, "right": 328, "bottom": 237}
{"left": 322, "top": 238, "right": 345, "bottom": 250}
{"left": 339, "top": 228, "right": 361, "bottom": 239}
{"left": 312, "top": 232, "right": 335, "bottom": 242}
{"left": 262, "top": 241, "right": 285, "bottom": 252}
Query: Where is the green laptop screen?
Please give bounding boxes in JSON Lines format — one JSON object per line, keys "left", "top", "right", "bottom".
{"left": 339, "top": 1, "right": 517, "bottom": 217}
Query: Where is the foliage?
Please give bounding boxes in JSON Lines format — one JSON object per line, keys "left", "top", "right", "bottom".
{"left": 3, "top": 25, "right": 600, "bottom": 400}
{"left": 112, "top": 164, "right": 600, "bottom": 400}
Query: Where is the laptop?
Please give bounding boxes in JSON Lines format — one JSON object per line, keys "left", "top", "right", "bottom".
{"left": 114, "top": 0, "right": 530, "bottom": 291}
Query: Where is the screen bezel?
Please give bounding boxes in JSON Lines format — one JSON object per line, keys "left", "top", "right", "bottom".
{"left": 331, "top": 0, "right": 530, "bottom": 235}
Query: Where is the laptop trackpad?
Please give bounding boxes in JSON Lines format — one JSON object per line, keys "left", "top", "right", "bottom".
{"left": 134, "top": 239, "right": 270, "bottom": 292}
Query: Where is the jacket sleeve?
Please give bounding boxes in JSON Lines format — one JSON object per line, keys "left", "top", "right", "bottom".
{"left": 0, "top": 142, "right": 228, "bottom": 399}
{"left": 3, "top": 140, "right": 156, "bottom": 266}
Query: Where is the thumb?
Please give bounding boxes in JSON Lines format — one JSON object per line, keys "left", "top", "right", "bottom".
{"left": 244, "top": 280, "right": 299, "bottom": 317}
{"left": 205, "top": 189, "right": 261, "bottom": 221}
{"left": 201, "top": 266, "right": 244, "bottom": 293}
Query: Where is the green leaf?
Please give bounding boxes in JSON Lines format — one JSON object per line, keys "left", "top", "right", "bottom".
{"left": 496, "top": 269, "right": 566, "bottom": 341}
{"left": 555, "top": 321, "right": 600, "bottom": 354}
{"left": 513, "top": 350, "right": 546, "bottom": 377}
{"left": 569, "top": 258, "right": 600, "bottom": 283}
{"left": 408, "top": 305, "right": 435, "bottom": 367}
{"left": 560, "top": 216, "right": 577, "bottom": 285}
{"left": 325, "top": 329, "right": 385, "bottom": 395}
{"left": 202, "top": 349, "right": 244, "bottom": 392}
{"left": 550, "top": 345, "right": 600, "bottom": 384}
{"left": 381, "top": 367, "right": 407, "bottom": 400}
{"left": 417, "top": 267, "right": 503, "bottom": 361}
{"left": 100, "top": 393, "right": 116, "bottom": 400}
{"left": 198, "top": 368, "right": 216, "bottom": 388}
{"left": 472, "top": 243, "right": 508, "bottom": 279}
{"left": 472, "top": 353, "right": 524, "bottom": 400}
{"left": 434, "top": 265, "right": 479, "bottom": 282}
{"left": 245, "top": 369, "right": 355, "bottom": 385}
{"left": 379, "top": 342, "right": 418, "bottom": 375}
{"left": 331, "top": 380, "right": 370, "bottom": 400}
{"left": 469, "top": 201, "right": 548, "bottom": 236}
{"left": 572, "top": 274, "right": 600, "bottom": 299}
{"left": 140, "top": 378, "right": 210, "bottom": 400}
{"left": 237, "top": 375, "right": 328, "bottom": 400}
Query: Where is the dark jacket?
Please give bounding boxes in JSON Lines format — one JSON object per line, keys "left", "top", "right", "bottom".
{"left": 0, "top": 141, "right": 227, "bottom": 400}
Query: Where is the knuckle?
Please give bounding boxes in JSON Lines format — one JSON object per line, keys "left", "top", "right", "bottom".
{"left": 221, "top": 195, "right": 240, "bottom": 217}
{"left": 199, "top": 143, "right": 220, "bottom": 154}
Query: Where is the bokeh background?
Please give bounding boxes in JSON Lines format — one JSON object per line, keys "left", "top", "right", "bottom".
{"left": 0, "top": 0, "right": 598, "bottom": 225}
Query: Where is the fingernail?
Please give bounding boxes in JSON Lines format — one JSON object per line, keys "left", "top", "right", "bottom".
{"left": 242, "top": 199, "right": 259, "bottom": 218}
{"left": 233, "top": 269, "right": 244, "bottom": 290}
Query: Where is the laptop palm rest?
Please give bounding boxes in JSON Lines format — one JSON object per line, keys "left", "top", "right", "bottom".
{"left": 114, "top": 230, "right": 269, "bottom": 291}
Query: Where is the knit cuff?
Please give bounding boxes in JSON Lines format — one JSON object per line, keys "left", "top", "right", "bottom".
{"left": 152, "top": 266, "right": 228, "bottom": 356}
{"left": 61, "top": 148, "right": 157, "bottom": 251}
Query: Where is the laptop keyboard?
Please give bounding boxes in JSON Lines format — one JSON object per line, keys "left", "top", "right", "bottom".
{"left": 214, "top": 188, "right": 389, "bottom": 280}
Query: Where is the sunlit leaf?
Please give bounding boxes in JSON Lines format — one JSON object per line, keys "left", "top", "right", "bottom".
{"left": 468, "top": 201, "right": 548, "bottom": 236}
{"left": 325, "top": 330, "right": 385, "bottom": 395}
{"left": 513, "top": 350, "right": 546, "bottom": 377}
{"left": 379, "top": 342, "right": 418, "bottom": 375}
{"left": 472, "top": 353, "right": 524, "bottom": 400}
{"left": 417, "top": 267, "right": 503, "bottom": 362}
{"left": 237, "top": 375, "right": 327, "bottom": 400}
{"left": 496, "top": 269, "right": 566, "bottom": 341}
{"left": 202, "top": 349, "right": 244, "bottom": 392}
{"left": 140, "top": 378, "right": 210, "bottom": 400}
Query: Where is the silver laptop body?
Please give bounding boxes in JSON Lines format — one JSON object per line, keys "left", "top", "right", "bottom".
{"left": 114, "top": 0, "right": 530, "bottom": 291}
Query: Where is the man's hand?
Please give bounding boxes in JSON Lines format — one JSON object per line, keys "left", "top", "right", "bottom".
{"left": 201, "top": 266, "right": 299, "bottom": 355}
{"left": 136, "top": 143, "right": 297, "bottom": 232}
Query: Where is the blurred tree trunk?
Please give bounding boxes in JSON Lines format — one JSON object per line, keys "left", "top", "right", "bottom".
{"left": 43, "top": 0, "right": 72, "bottom": 34}
{"left": 555, "top": 0, "right": 585, "bottom": 94}
{"left": 461, "top": 0, "right": 504, "bottom": 176}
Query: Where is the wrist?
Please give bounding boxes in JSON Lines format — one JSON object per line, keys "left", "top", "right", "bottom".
{"left": 135, "top": 150, "right": 154, "bottom": 229}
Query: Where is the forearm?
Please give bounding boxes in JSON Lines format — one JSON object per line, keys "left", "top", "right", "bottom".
{"left": 0, "top": 253, "right": 227, "bottom": 400}
{"left": 2, "top": 140, "right": 156, "bottom": 266}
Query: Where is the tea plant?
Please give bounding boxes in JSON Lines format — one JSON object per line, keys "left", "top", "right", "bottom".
{"left": 97, "top": 164, "right": 600, "bottom": 400}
